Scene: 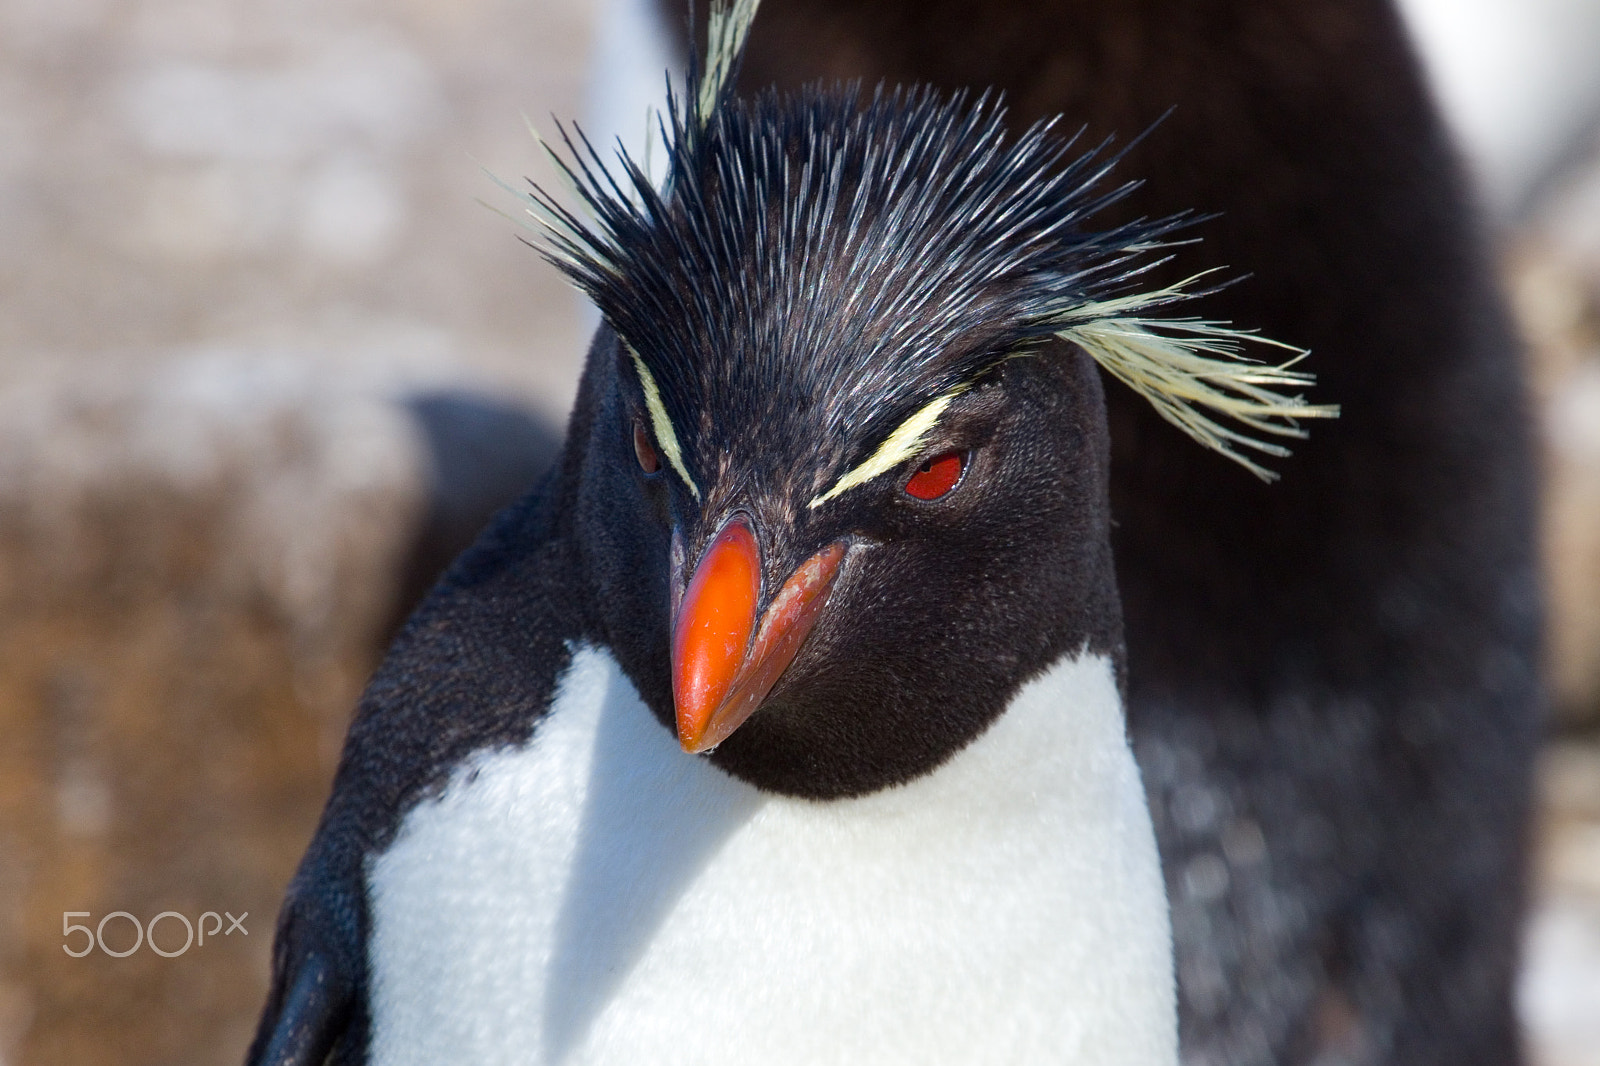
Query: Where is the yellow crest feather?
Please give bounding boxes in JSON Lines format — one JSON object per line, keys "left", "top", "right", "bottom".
{"left": 699, "top": 0, "right": 762, "bottom": 117}
{"left": 1054, "top": 276, "right": 1339, "bottom": 481}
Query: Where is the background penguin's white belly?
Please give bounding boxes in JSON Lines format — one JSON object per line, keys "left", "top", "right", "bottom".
{"left": 367, "top": 645, "right": 1175, "bottom": 1066}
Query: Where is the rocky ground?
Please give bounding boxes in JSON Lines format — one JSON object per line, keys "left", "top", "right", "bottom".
{"left": 0, "top": 1, "right": 1597, "bottom": 1064}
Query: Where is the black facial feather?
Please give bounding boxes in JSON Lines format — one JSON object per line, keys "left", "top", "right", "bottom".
{"left": 531, "top": 82, "right": 1191, "bottom": 500}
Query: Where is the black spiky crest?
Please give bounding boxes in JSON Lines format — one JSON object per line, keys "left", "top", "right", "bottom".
{"left": 499, "top": 1, "right": 1335, "bottom": 484}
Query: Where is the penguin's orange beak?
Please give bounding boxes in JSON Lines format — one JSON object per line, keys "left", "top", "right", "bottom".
{"left": 671, "top": 519, "right": 845, "bottom": 753}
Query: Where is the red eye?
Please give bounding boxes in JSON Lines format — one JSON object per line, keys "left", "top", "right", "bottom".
{"left": 634, "top": 419, "right": 660, "bottom": 474}
{"left": 904, "top": 451, "right": 965, "bottom": 500}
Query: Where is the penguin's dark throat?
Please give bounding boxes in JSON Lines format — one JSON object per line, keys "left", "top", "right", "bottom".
{"left": 672, "top": 515, "right": 847, "bottom": 753}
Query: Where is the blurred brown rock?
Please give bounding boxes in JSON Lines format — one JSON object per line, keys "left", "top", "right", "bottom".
{"left": 0, "top": 361, "right": 429, "bottom": 1066}
{"left": 0, "top": 0, "right": 591, "bottom": 1059}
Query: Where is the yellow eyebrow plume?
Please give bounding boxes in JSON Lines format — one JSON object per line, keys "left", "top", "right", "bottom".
{"left": 808, "top": 388, "right": 965, "bottom": 508}
{"left": 627, "top": 347, "right": 702, "bottom": 501}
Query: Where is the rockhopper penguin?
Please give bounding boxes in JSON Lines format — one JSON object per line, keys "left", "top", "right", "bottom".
{"left": 246, "top": 3, "right": 1335, "bottom": 1063}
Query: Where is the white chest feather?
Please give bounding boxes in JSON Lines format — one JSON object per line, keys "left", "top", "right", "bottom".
{"left": 367, "top": 645, "right": 1175, "bottom": 1066}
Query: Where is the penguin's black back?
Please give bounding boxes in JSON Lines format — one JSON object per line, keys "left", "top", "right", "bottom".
{"left": 711, "top": 0, "right": 1542, "bottom": 1062}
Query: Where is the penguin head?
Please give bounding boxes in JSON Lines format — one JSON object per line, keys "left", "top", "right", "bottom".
{"left": 514, "top": 5, "right": 1333, "bottom": 797}
{"left": 579, "top": 326, "right": 1123, "bottom": 799}
{"left": 555, "top": 85, "right": 1148, "bottom": 797}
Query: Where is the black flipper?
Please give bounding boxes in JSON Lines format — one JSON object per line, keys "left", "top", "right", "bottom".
{"left": 246, "top": 944, "right": 352, "bottom": 1066}
{"left": 246, "top": 849, "right": 371, "bottom": 1066}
